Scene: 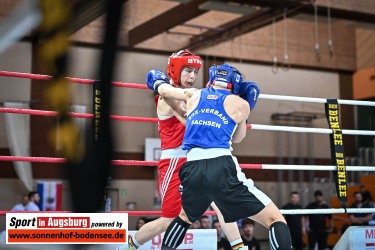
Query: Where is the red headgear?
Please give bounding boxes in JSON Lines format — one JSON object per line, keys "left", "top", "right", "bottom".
{"left": 167, "top": 49, "right": 202, "bottom": 86}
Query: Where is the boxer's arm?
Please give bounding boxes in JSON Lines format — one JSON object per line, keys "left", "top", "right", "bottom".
{"left": 158, "top": 84, "right": 197, "bottom": 101}
{"left": 173, "top": 109, "right": 187, "bottom": 125}
{"left": 164, "top": 98, "right": 187, "bottom": 125}
{"left": 232, "top": 119, "right": 247, "bottom": 143}
{"left": 231, "top": 98, "right": 250, "bottom": 143}
{"left": 239, "top": 81, "right": 260, "bottom": 111}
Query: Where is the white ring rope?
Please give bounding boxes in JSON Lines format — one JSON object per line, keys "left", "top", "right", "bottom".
{"left": 0, "top": 156, "right": 374, "bottom": 171}
{"left": 260, "top": 94, "right": 375, "bottom": 107}
{"left": 1, "top": 70, "right": 374, "bottom": 107}
{"left": 281, "top": 208, "right": 375, "bottom": 215}
{"left": 258, "top": 165, "right": 375, "bottom": 171}
{"left": 1, "top": 107, "right": 374, "bottom": 136}
{"left": 251, "top": 124, "right": 375, "bottom": 136}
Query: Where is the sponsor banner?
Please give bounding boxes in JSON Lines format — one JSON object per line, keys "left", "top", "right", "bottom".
{"left": 115, "top": 229, "right": 216, "bottom": 250}
{"left": 6, "top": 213, "right": 128, "bottom": 244}
{"left": 37, "top": 181, "right": 63, "bottom": 211}
{"left": 324, "top": 99, "right": 348, "bottom": 209}
{"left": 352, "top": 226, "right": 375, "bottom": 250}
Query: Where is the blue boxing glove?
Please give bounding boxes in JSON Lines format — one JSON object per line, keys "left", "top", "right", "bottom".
{"left": 146, "top": 70, "right": 170, "bottom": 92}
{"left": 238, "top": 81, "right": 260, "bottom": 111}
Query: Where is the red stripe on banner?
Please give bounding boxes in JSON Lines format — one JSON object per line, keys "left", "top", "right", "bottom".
{"left": 56, "top": 183, "right": 63, "bottom": 211}
{"left": 156, "top": 169, "right": 161, "bottom": 201}
{"left": 366, "top": 242, "right": 375, "bottom": 246}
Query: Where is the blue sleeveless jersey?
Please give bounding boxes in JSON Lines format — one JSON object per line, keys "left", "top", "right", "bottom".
{"left": 182, "top": 87, "right": 237, "bottom": 150}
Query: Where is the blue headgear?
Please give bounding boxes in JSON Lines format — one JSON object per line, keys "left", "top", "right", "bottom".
{"left": 207, "top": 64, "right": 243, "bottom": 95}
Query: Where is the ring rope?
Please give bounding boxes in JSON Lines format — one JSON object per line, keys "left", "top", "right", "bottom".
{"left": 0, "top": 70, "right": 147, "bottom": 89}
{"left": 1, "top": 107, "right": 374, "bottom": 136}
{"left": 0, "top": 156, "right": 374, "bottom": 171}
{"left": 1, "top": 208, "right": 375, "bottom": 217}
{"left": 1, "top": 70, "right": 375, "bottom": 107}
{"left": 0, "top": 156, "right": 157, "bottom": 166}
{"left": 260, "top": 93, "right": 375, "bottom": 107}
{"left": 1, "top": 70, "right": 373, "bottom": 222}
{"left": 1, "top": 72, "right": 374, "bottom": 217}
{"left": 0, "top": 107, "right": 158, "bottom": 123}
{"left": 249, "top": 124, "right": 375, "bottom": 136}
{"left": 126, "top": 208, "right": 375, "bottom": 215}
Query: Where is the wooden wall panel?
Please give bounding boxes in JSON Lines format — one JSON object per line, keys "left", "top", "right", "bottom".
{"left": 0, "top": 0, "right": 369, "bottom": 71}
{"left": 70, "top": 1, "right": 357, "bottom": 71}
{"left": 353, "top": 66, "right": 375, "bottom": 99}
{"left": 316, "top": 0, "right": 375, "bottom": 15}
{"left": 196, "top": 19, "right": 356, "bottom": 71}
{"left": 356, "top": 28, "right": 375, "bottom": 70}
{"left": 0, "top": 0, "right": 22, "bottom": 19}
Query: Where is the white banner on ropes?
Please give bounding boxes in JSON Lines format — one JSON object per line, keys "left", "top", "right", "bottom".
{"left": 3, "top": 101, "right": 33, "bottom": 191}
{"left": 351, "top": 226, "right": 375, "bottom": 250}
{"left": 115, "top": 229, "right": 216, "bottom": 250}
{"left": 334, "top": 226, "right": 375, "bottom": 250}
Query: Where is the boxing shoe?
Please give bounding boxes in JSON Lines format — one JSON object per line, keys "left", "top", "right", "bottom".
{"left": 128, "top": 235, "right": 138, "bottom": 249}
{"left": 236, "top": 246, "right": 249, "bottom": 250}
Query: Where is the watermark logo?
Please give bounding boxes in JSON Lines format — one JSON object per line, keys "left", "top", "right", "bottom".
{"left": 6, "top": 213, "right": 128, "bottom": 244}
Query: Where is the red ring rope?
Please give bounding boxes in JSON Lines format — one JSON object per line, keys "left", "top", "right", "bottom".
{"left": 0, "top": 107, "right": 158, "bottom": 123}
{"left": 0, "top": 70, "right": 148, "bottom": 89}
{"left": 0, "top": 210, "right": 217, "bottom": 216}
{"left": 0, "top": 155, "right": 262, "bottom": 169}
{"left": 0, "top": 156, "right": 158, "bottom": 166}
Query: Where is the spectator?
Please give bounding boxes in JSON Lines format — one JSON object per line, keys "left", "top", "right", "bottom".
{"left": 0, "top": 230, "right": 6, "bottom": 245}
{"left": 135, "top": 217, "right": 147, "bottom": 230}
{"left": 25, "top": 191, "right": 40, "bottom": 211}
{"left": 212, "top": 220, "right": 231, "bottom": 250}
{"left": 281, "top": 191, "right": 305, "bottom": 250}
{"left": 11, "top": 194, "right": 29, "bottom": 211}
{"left": 199, "top": 215, "right": 211, "bottom": 229}
{"left": 305, "top": 190, "right": 333, "bottom": 250}
{"left": 349, "top": 192, "right": 373, "bottom": 226}
{"left": 241, "top": 218, "right": 260, "bottom": 250}
{"left": 360, "top": 184, "right": 373, "bottom": 206}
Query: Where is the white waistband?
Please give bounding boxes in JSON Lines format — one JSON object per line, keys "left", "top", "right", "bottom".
{"left": 187, "top": 148, "right": 232, "bottom": 161}
{"left": 160, "top": 147, "right": 187, "bottom": 159}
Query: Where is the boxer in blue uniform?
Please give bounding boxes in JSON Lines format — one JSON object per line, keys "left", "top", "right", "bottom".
{"left": 129, "top": 51, "right": 246, "bottom": 250}
{"left": 147, "top": 64, "right": 292, "bottom": 250}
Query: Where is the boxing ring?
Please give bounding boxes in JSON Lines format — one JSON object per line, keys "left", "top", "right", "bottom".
{"left": 0, "top": 68, "right": 375, "bottom": 250}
